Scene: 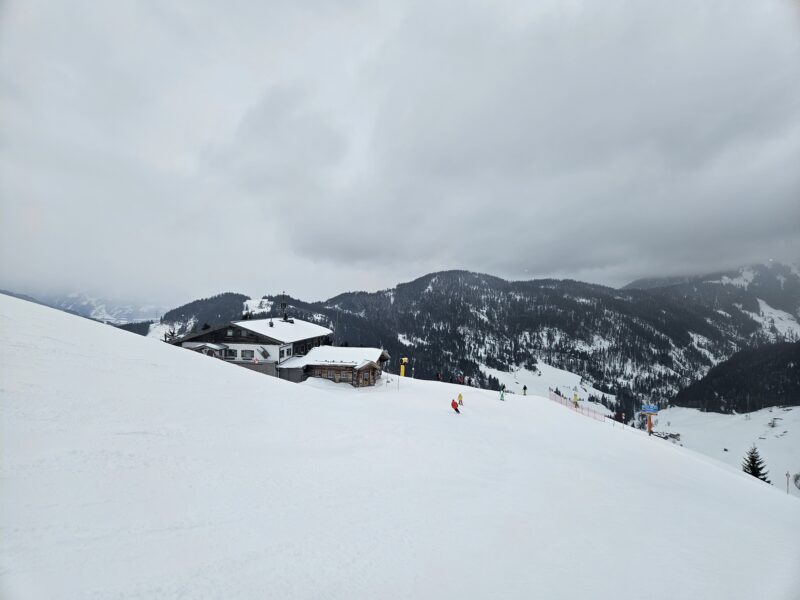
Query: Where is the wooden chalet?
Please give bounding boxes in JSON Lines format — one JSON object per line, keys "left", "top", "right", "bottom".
{"left": 278, "top": 346, "right": 390, "bottom": 386}
{"left": 171, "top": 316, "right": 333, "bottom": 377}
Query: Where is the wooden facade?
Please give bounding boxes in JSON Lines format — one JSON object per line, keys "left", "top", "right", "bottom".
{"left": 172, "top": 319, "right": 390, "bottom": 389}
{"left": 172, "top": 320, "right": 332, "bottom": 368}
{"left": 177, "top": 324, "right": 330, "bottom": 353}
{"left": 310, "top": 364, "right": 382, "bottom": 387}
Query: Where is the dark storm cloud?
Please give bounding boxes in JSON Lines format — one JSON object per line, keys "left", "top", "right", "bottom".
{"left": 1, "top": 0, "right": 798, "bottom": 304}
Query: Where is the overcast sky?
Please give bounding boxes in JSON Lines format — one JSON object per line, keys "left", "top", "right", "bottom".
{"left": 1, "top": 0, "right": 799, "bottom": 305}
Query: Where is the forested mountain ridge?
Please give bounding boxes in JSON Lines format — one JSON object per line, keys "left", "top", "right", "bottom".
{"left": 161, "top": 293, "right": 250, "bottom": 327}
{"left": 625, "top": 262, "right": 800, "bottom": 322}
{"left": 673, "top": 341, "right": 800, "bottom": 413}
{"left": 315, "top": 269, "right": 798, "bottom": 402}
{"left": 145, "top": 262, "right": 800, "bottom": 411}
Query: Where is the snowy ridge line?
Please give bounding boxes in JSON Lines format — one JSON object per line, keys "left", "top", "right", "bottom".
{"left": 547, "top": 390, "right": 611, "bottom": 424}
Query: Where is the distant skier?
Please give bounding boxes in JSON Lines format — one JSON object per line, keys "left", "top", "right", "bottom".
{"left": 572, "top": 393, "right": 579, "bottom": 410}
{"left": 458, "top": 392, "right": 463, "bottom": 405}
{"left": 499, "top": 388, "right": 505, "bottom": 402}
{"left": 523, "top": 385, "right": 527, "bottom": 396}
{"left": 451, "top": 399, "right": 460, "bottom": 414}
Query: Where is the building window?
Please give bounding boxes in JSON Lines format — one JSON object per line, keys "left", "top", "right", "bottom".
{"left": 241, "top": 350, "right": 254, "bottom": 360}
{"left": 328, "top": 370, "right": 336, "bottom": 380}
{"left": 320, "top": 369, "right": 327, "bottom": 378}
{"left": 362, "top": 371, "right": 369, "bottom": 381}
{"left": 226, "top": 329, "right": 233, "bottom": 337}
{"left": 242, "top": 329, "right": 249, "bottom": 337}
{"left": 341, "top": 371, "right": 351, "bottom": 381}
{"left": 224, "top": 349, "right": 238, "bottom": 360}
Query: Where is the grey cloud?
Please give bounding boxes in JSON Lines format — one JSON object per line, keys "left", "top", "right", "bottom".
{"left": 287, "top": 0, "right": 800, "bottom": 284}
{"left": 1, "top": 0, "right": 799, "bottom": 304}
{"left": 207, "top": 86, "right": 346, "bottom": 195}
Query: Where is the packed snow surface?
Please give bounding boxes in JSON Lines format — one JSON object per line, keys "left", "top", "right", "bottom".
{"left": 657, "top": 406, "right": 800, "bottom": 498}
{"left": 481, "top": 362, "right": 615, "bottom": 415}
{"left": 1, "top": 295, "right": 799, "bottom": 600}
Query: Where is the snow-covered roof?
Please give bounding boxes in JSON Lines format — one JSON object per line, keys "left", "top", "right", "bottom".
{"left": 234, "top": 318, "right": 333, "bottom": 344}
{"left": 192, "top": 343, "right": 227, "bottom": 351}
{"left": 280, "top": 346, "right": 389, "bottom": 370}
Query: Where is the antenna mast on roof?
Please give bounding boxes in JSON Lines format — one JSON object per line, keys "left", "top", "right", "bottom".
{"left": 269, "top": 292, "right": 275, "bottom": 326}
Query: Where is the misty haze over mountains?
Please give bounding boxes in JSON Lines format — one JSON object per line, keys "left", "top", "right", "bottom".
{"left": 13, "top": 260, "right": 800, "bottom": 322}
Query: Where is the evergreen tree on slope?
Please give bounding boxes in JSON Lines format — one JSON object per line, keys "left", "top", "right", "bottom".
{"left": 742, "top": 445, "right": 771, "bottom": 484}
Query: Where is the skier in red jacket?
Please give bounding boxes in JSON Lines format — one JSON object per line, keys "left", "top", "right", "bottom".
{"left": 451, "top": 399, "right": 460, "bottom": 414}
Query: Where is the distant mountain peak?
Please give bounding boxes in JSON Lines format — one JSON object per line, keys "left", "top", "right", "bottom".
{"left": 24, "top": 291, "right": 170, "bottom": 324}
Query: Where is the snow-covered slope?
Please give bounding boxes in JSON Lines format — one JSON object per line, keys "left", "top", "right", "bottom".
{"left": 746, "top": 299, "right": 800, "bottom": 341}
{"left": 146, "top": 318, "right": 196, "bottom": 340}
{"left": 244, "top": 297, "right": 274, "bottom": 315}
{"left": 499, "top": 360, "right": 800, "bottom": 488}
{"left": 1, "top": 295, "right": 799, "bottom": 600}
{"left": 657, "top": 406, "right": 800, "bottom": 498}
{"left": 480, "top": 362, "right": 615, "bottom": 415}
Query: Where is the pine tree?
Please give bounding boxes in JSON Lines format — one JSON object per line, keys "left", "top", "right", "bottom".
{"left": 742, "top": 445, "right": 771, "bottom": 484}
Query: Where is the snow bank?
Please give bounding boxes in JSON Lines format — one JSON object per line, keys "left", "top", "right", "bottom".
{"left": 1, "top": 295, "right": 798, "bottom": 599}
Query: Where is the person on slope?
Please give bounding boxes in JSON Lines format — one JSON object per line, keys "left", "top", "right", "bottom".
{"left": 451, "top": 399, "right": 461, "bottom": 414}
{"left": 458, "top": 392, "right": 463, "bottom": 406}
{"left": 572, "top": 393, "right": 579, "bottom": 410}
